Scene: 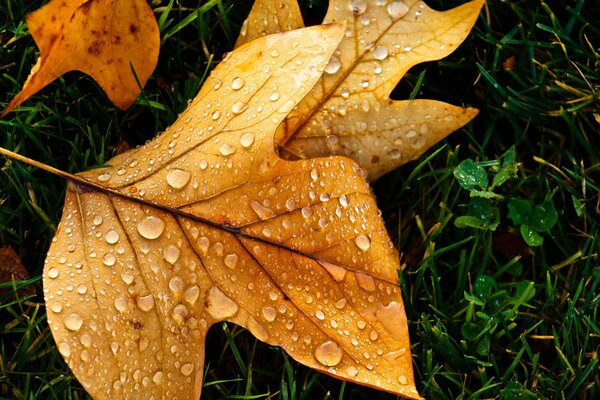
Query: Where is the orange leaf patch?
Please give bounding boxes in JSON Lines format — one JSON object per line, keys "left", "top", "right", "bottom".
{"left": 1, "top": 0, "right": 159, "bottom": 117}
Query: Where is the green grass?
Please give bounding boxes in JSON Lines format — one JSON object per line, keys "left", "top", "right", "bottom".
{"left": 1, "top": 0, "right": 598, "bottom": 399}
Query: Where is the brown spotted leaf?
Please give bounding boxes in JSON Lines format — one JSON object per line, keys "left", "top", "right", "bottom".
{"left": 236, "top": 0, "right": 483, "bottom": 180}
{"left": 1, "top": 0, "right": 159, "bottom": 117}
{"left": 42, "top": 25, "right": 422, "bottom": 399}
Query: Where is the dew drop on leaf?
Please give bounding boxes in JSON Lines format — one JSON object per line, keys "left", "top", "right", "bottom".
{"left": 169, "top": 276, "right": 184, "bottom": 293}
{"left": 372, "top": 45, "right": 388, "bottom": 60}
{"left": 48, "top": 267, "right": 59, "bottom": 279}
{"left": 137, "top": 216, "right": 165, "bottom": 240}
{"left": 166, "top": 169, "right": 191, "bottom": 190}
{"left": 105, "top": 229, "right": 120, "bottom": 244}
{"left": 239, "top": 132, "right": 255, "bottom": 148}
{"left": 164, "top": 245, "right": 181, "bottom": 265}
{"left": 136, "top": 294, "right": 155, "bottom": 312}
{"left": 387, "top": 1, "right": 409, "bottom": 20}
{"left": 262, "top": 306, "right": 277, "bottom": 322}
{"left": 64, "top": 313, "right": 83, "bottom": 331}
{"left": 206, "top": 286, "right": 239, "bottom": 319}
{"left": 250, "top": 200, "right": 275, "bottom": 220}
{"left": 314, "top": 340, "right": 343, "bottom": 367}
{"left": 180, "top": 363, "right": 194, "bottom": 376}
{"left": 224, "top": 253, "right": 239, "bottom": 269}
{"left": 349, "top": 0, "right": 367, "bottom": 15}
{"left": 219, "top": 144, "right": 236, "bottom": 156}
{"left": 324, "top": 55, "right": 341, "bottom": 74}
{"left": 231, "top": 77, "right": 245, "bottom": 90}
{"left": 354, "top": 234, "right": 371, "bottom": 251}
{"left": 184, "top": 285, "right": 200, "bottom": 305}
{"left": 102, "top": 253, "right": 116, "bottom": 267}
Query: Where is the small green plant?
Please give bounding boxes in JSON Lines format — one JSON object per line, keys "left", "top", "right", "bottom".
{"left": 453, "top": 147, "right": 558, "bottom": 246}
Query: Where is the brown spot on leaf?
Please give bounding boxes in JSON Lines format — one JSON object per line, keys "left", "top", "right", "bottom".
{"left": 87, "top": 40, "right": 104, "bottom": 56}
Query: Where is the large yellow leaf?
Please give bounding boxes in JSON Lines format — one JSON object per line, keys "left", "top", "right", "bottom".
{"left": 41, "top": 24, "right": 423, "bottom": 399}
{"left": 236, "top": 0, "right": 483, "bottom": 180}
{"left": 1, "top": 0, "right": 159, "bottom": 117}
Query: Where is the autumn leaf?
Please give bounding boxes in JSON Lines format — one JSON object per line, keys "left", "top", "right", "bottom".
{"left": 235, "top": 0, "right": 303, "bottom": 48}
{"left": 0, "top": 246, "right": 35, "bottom": 297}
{"left": 34, "top": 24, "right": 423, "bottom": 399}
{"left": 1, "top": 0, "right": 159, "bottom": 117}
{"left": 236, "top": 0, "right": 483, "bottom": 180}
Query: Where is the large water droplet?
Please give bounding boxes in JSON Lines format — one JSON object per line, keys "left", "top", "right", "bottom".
{"left": 206, "top": 286, "right": 239, "bottom": 319}
{"left": 250, "top": 200, "right": 275, "bottom": 220}
{"left": 324, "top": 56, "right": 341, "bottom": 74}
{"left": 48, "top": 267, "right": 59, "bottom": 279}
{"left": 184, "top": 285, "right": 200, "bottom": 305}
{"left": 314, "top": 340, "right": 343, "bottom": 367}
{"left": 105, "top": 229, "right": 120, "bottom": 244}
{"left": 239, "top": 132, "right": 255, "bottom": 148}
{"left": 231, "top": 101, "right": 245, "bottom": 115}
{"left": 172, "top": 304, "right": 189, "bottom": 324}
{"left": 164, "top": 245, "right": 181, "bottom": 265}
{"left": 262, "top": 306, "right": 277, "bottom": 322}
{"left": 372, "top": 45, "right": 389, "bottom": 60}
{"left": 80, "top": 333, "right": 92, "bottom": 348}
{"left": 136, "top": 294, "right": 155, "bottom": 312}
{"left": 398, "top": 374, "right": 409, "bottom": 385}
{"left": 102, "top": 253, "right": 116, "bottom": 267}
{"left": 346, "top": 366, "right": 359, "bottom": 377}
{"left": 169, "top": 276, "right": 184, "bottom": 293}
{"left": 387, "top": 1, "right": 409, "bottom": 19}
{"left": 58, "top": 342, "right": 71, "bottom": 357}
{"left": 224, "top": 253, "right": 238, "bottom": 269}
{"left": 114, "top": 295, "right": 128, "bottom": 312}
{"left": 247, "top": 316, "right": 269, "bottom": 341}
{"left": 354, "top": 235, "right": 371, "bottom": 252}
{"left": 180, "top": 363, "right": 194, "bottom": 376}
{"left": 166, "top": 169, "right": 191, "bottom": 190}
{"left": 219, "top": 143, "right": 236, "bottom": 156}
{"left": 349, "top": 0, "right": 367, "bottom": 14}
{"left": 231, "top": 77, "right": 245, "bottom": 90}
{"left": 375, "top": 301, "right": 406, "bottom": 341}
{"left": 137, "top": 216, "right": 165, "bottom": 240}
{"left": 64, "top": 313, "right": 83, "bottom": 331}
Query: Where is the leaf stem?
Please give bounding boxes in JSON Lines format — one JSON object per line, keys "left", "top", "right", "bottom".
{"left": 0, "top": 146, "right": 80, "bottom": 181}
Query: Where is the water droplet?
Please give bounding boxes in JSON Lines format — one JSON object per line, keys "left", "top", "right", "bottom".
{"left": 398, "top": 374, "right": 409, "bottom": 385}
{"left": 372, "top": 45, "right": 388, "bottom": 60}
{"left": 262, "top": 306, "right": 277, "bottom": 322}
{"left": 121, "top": 271, "right": 134, "bottom": 285}
{"left": 164, "top": 245, "right": 181, "bottom": 265}
{"left": 136, "top": 294, "right": 155, "bottom": 312}
{"left": 346, "top": 366, "right": 359, "bottom": 377}
{"left": 376, "top": 301, "right": 406, "bottom": 341}
{"left": 340, "top": 87, "right": 350, "bottom": 98}
{"left": 224, "top": 253, "right": 238, "bottom": 269}
{"left": 172, "top": 304, "right": 189, "bottom": 324}
{"left": 355, "top": 272, "right": 376, "bottom": 291}
{"left": 93, "top": 215, "right": 103, "bottom": 225}
{"left": 270, "top": 49, "right": 279, "bottom": 58}
{"left": 239, "top": 132, "right": 255, "bottom": 148}
{"left": 48, "top": 267, "right": 59, "bottom": 279}
{"left": 206, "top": 286, "right": 239, "bottom": 319}
{"left": 211, "top": 110, "right": 221, "bottom": 120}
{"left": 180, "top": 363, "right": 194, "bottom": 376}
{"left": 369, "top": 330, "right": 379, "bottom": 341}
{"left": 169, "top": 276, "right": 184, "bottom": 293}
{"left": 357, "top": 320, "right": 367, "bottom": 330}
{"left": 80, "top": 334, "right": 92, "bottom": 347}
{"left": 152, "top": 371, "right": 163, "bottom": 384}
{"left": 166, "top": 169, "right": 191, "bottom": 190}
{"left": 50, "top": 302, "right": 63, "bottom": 313}
{"left": 269, "top": 92, "right": 280, "bottom": 102}
{"left": 354, "top": 235, "right": 371, "bottom": 251}
{"left": 250, "top": 200, "right": 275, "bottom": 220}
{"left": 301, "top": 206, "right": 313, "bottom": 219}
{"left": 219, "top": 143, "right": 236, "bottom": 156}
{"left": 114, "top": 295, "right": 128, "bottom": 312}
{"left": 349, "top": 0, "right": 367, "bottom": 14}
{"left": 102, "top": 253, "right": 116, "bottom": 267}
{"left": 324, "top": 55, "right": 341, "bottom": 74}
{"left": 198, "top": 236, "right": 210, "bottom": 253}
{"left": 184, "top": 285, "right": 200, "bottom": 305}
{"left": 319, "top": 260, "right": 347, "bottom": 282}
{"left": 335, "top": 299, "right": 347, "bottom": 309}
{"left": 315, "top": 310, "right": 325, "bottom": 320}
{"left": 137, "top": 216, "right": 165, "bottom": 240}
{"left": 247, "top": 316, "right": 269, "bottom": 341}
{"left": 64, "top": 313, "right": 83, "bottom": 331}
{"left": 105, "top": 229, "right": 120, "bottom": 244}
{"left": 231, "top": 77, "right": 245, "bottom": 90}
{"left": 58, "top": 342, "right": 71, "bottom": 357}
{"left": 77, "top": 284, "right": 88, "bottom": 294}
{"left": 314, "top": 340, "right": 343, "bottom": 367}
{"left": 97, "top": 173, "right": 111, "bottom": 182}
{"left": 231, "top": 101, "right": 245, "bottom": 115}
{"left": 387, "top": 1, "right": 409, "bottom": 19}
{"left": 139, "top": 336, "right": 150, "bottom": 351}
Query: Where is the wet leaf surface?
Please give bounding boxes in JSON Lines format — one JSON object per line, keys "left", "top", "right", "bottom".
{"left": 237, "top": 0, "right": 484, "bottom": 179}
{"left": 1, "top": 0, "right": 159, "bottom": 116}
{"left": 43, "top": 25, "right": 422, "bottom": 399}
